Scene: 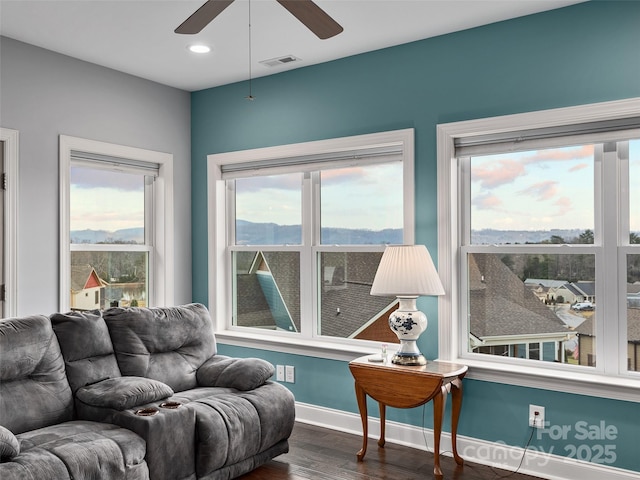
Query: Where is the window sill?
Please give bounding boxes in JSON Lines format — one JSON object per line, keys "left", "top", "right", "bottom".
{"left": 451, "top": 357, "right": 640, "bottom": 403}
{"left": 214, "top": 329, "right": 386, "bottom": 362}
{"left": 215, "top": 329, "right": 640, "bottom": 403}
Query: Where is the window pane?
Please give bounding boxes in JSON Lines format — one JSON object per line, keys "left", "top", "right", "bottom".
{"left": 318, "top": 251, "right": 398, "bottom": 342}
{"left": 70, "top": 251, "right": 148, "bottom": 310}
{"left": 467, "top": 253, "right": 595, "bottom": 365}
{"left": 232, "top": 250, "right": 300, "bottom": 332}
{"left": 630, "top": 139, "right": 640, "bottom": 244}
{"left": 320, "top": 163, "right": 403, "bottom": 245}
{"left": 628, "top": 254, "right": 640, "bottom": 372}
{"left": 470, "top": 145, "right": 594, "bottom": 245}
{"left": 235, "top": 173, "right": 302, "bottom": 245}
{"left": 70, "top": 167, "right": 145, "bottom": 244}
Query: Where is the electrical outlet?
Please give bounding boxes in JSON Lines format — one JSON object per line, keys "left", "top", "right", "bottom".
{"left": 276, "top": 365, "right": 285, "bottom": 382}
{"left": 529, "top": 404, "right": 545, "bottom": 428}
{"left": 285, "top": 365, "right": 295, "bottom": 383}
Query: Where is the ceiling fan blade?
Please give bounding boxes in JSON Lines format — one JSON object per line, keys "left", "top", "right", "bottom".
{"left": 175, "top": 0, "right": 235, "bottom": 34}
{"left": 276, "top": 0, "right": 343, "bottom": 39}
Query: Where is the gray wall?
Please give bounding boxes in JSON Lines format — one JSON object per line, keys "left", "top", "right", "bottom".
{"left": 0, "top": 37, "right": 192, "bottom": 315}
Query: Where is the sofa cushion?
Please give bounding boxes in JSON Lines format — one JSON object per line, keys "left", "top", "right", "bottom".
{"left": 50, "top": 310, "right": 121, "bottom": 393}
{"left": 76, "top": 377, "right": 174, "bottom": 410}
{"left": 186, "top": 382, "right": 295, "bottom": 476}
{"left": 197, "top": 356, "right": 275, "bottom": 391}
{"left": 0, "top": 426, "right": 20, "bottom": 461}
{"left": 0, "top": 316, "right": 74, "bottom": 434}
{"left": 13, "top": 420, "right": 148, "bottom": 480}
{"left": 103, "top": 303, "right": 216, "bottom": 392}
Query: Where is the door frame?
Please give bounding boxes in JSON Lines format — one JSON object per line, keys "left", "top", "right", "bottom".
{"left": 1, "top": 128, "right": 19, "bottom": 317}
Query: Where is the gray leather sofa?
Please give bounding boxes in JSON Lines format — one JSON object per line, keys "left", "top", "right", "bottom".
{"left": 0, "top": 303, "right": 295, "bottom": 480}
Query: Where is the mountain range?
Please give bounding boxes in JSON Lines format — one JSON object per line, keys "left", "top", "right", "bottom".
{"left": 71, "top": 228, "right": 144, "bottom": 244}
{"left": 471, "top": 228, "right": 587, "bottom": 245}
{"left": 72, "top": 224, "right": 621, "bottom": 246}
{"left": 235, "top": 220, "right": 403, "bottom": 245}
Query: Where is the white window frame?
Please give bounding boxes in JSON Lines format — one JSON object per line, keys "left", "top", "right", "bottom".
{"left": 437, "top": 98, "right": 640, "bottom": 402}
{"left": 59, "top": 135, "right": 174, "bottom": 311}
{"left": 208, "top": 129, "right": 415, "bottom": 360}
{"left": 1, "top": 127, "right": 19, "bottom": 317}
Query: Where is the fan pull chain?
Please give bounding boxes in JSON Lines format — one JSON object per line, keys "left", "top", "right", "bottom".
{"left": 246, "top": 0, "right": 255, "bottom": 100}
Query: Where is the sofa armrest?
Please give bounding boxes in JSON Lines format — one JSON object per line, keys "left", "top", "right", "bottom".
{"left": 76, "top": 377, "right": 174, "bottom": 411}
{"left": 196, "top": 355, "right": 275, "bottom": 391}
{"left": 107, "top": 403, "right": 196, "bottom": 480}
{"left": 0, "top": 425, "right": 20, "bottom": 461}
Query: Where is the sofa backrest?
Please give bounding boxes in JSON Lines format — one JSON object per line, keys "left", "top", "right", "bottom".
{"left": 0, "top": 315, "right": 74, "bottom": 434}
{"left": 50, "top": 310, "right": 122, "bottom": 394}
{"left": 103, "top": 303, "right": 217, "bottom": 392}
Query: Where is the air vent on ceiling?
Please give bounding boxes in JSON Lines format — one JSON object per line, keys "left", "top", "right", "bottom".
{"left": 259, "top": 55, "right": 302, "bottom": 68}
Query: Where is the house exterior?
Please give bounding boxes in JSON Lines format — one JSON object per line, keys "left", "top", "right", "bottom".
{"left": 524, "top": 278, "right": 568, "bottom": 303}
{"left": 628, "top": 284, "right": 640, "bottom": 308}
{"left": 576, "top": 307, "right": 640, "bottom": 371}
{"left": 573, "top": 281, "right": 596, "bottom": 303}
{"left": 70, "top": 265, "right": 104, "bottom": 311}
{"left": 549, "top": 281, "right": 596, "bottom": 305}
{"left": 469, "top": 254, "right": 575, "bottom": 362}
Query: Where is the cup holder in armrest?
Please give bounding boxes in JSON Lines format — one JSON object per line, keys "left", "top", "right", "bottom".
{"left": 159, "top": 401, "right": 182, "bottom": 409}
{"left": 135, "top": 407, "right": 159, "bottom": 416}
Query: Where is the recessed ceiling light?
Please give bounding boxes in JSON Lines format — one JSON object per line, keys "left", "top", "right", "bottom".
{"left": 188, "top": 44, "right": 210, "bottom": 54}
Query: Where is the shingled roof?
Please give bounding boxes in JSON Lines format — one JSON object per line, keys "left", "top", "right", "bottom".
{"left": 235, "top": 251, "right": 300, "bottom": 331}
{"left": 524, "top": 278, "right": 568, "bottom": 288}
{"left": 320, "top": 282, "right": 396, "bottom": 338}
{"left": 70, "top": 264, "right": 103, "bottom": 292}
{"left": 577, "top": 308, "right": 640, "bottom": 343}
{"left": 468, "top": 254, "right": 569, "bottom": 339}
{"left": 235, "top": 250, "right": 396, "bottom": 339}
{"left": 573, "top": 281, "right": 596, "bottom": 297}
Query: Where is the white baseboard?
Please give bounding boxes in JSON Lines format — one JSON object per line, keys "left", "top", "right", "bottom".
{"left": 294, "top": 402, "right": 638, "bottom": 480}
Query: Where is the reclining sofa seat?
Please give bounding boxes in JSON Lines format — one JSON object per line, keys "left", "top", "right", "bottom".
{"left": 0, "top": 315, "right": 149, "bottom": 480}
{"left": 50, "top": 303, "right": 295, "bottom": 480}
{"left": 103, "top": 303, "right": 296, "bottom": 480}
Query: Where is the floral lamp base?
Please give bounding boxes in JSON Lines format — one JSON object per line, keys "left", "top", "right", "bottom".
{"left": 388, "top": 296, "right": 428, "bottom": 366}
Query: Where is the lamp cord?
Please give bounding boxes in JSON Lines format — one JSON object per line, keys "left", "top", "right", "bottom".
{"left": 420, "top": 404, "right": 536, "bottom": 479}
{"left": 488, "top": 425, "right": 536, "bottom": 479}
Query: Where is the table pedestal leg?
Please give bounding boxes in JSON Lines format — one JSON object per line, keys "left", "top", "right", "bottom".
{"left": 451, "top": 377, "right": 464, "bottom": 466}
{"left": 355, "top": 381, "right": 368, "bottom": 461}
{"left": 432, "top": 389, "right": 446, "bottom": 479}
{"left": 378, "top": 402, "right": 386, "bottom": 448}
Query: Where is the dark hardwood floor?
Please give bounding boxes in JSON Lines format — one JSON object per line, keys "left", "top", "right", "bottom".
{"left": 239, "top": 422, "right": 544, "bottom": 480}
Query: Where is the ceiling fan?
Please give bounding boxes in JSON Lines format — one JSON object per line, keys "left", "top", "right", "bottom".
{"left": 175, "top": 0, "right": 343, "bottom": 39}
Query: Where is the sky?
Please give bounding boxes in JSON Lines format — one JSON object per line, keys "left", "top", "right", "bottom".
{"left": 68, "top": 138, "right": 639, "bottom": 235}
{"left": 235, "top": 162, "right": 403, "bottom": 231}
{"left": 471, "top": 140, "right": 640, "bottom": 233}
{"left": 70, "top": 167, "right": 144, "bottom": 232}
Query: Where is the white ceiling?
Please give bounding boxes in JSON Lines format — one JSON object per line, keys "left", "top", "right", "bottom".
{"left": 0, "top": 0, "right": 584, "bottom": 92}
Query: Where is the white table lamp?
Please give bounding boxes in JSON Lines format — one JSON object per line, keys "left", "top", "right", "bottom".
{"left": 370, "top": 245, "right": 445, "bottom": 365}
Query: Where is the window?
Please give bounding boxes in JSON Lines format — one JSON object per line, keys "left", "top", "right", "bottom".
{"left": 60, "top": 136, "right": 174, "bottom": 311}
{"left": 438, "top": 98, "right": 640, "bottom": 399}
{"left": 209, "top": 129, "right": 414, "bottom": 352}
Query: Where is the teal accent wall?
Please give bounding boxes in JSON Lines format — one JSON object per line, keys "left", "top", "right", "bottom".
{"left": 193, "top": 2, "right": 640, "bottom": 472}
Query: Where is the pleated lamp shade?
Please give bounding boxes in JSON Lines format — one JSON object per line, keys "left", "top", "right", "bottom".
{"left": 370, "top": 245, "right": 445, "bottom": 297}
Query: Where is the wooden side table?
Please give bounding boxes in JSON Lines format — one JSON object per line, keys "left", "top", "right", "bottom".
{"left": 348, "top": 355, "right": 468, "bottom": 479}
